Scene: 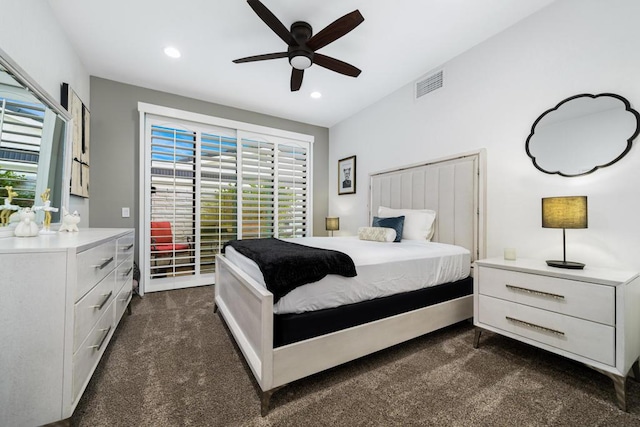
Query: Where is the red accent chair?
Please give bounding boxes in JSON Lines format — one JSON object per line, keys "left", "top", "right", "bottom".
{"left": 150, "top": 222, "right": 191, "bottom": 271}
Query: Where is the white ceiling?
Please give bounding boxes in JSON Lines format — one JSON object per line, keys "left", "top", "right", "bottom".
{"left": 48, "top": 0, "right": 556, "bottom": 128}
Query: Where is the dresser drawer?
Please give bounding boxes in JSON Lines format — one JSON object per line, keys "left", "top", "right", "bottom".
{"left": 115, "top": 279, "right": 133, "bottom": 324}
{"left": 478, "top": 267, "right": 614, "bottom": 325}
{"left": 72, "top": 304, "right": 114, "bottom": 401}
{"left": 73, "top": 269, "right": 115, "bottom": 353}
{"left": 115, "top": 255, "right": 134, "bottom": 294}
{"left": 76, "top": 240, "right": 117, "bottom": 300}
{"left": 116, "top": 233, "right": 135, "bottom": 265}
{"left": 478, "top": 295, "right": 615, "bottom": 365}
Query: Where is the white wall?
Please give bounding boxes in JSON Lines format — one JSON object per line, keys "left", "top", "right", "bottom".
{"left": 0, "top": 0, "right": 91, "bottom": 219}
{"left": 329, "top": 0, "right": 640, "bottom": 271}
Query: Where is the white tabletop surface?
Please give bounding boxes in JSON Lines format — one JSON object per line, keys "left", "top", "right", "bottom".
{"left": 0, "top": 228, "right": 133, "bottom": 253}
{"left": 475, "top": 257, "right": 638, "bottom": 286}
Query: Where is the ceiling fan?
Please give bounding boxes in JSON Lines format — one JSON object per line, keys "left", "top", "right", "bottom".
{"left": 233, "top": 0, "right": 364, "bottom": 91}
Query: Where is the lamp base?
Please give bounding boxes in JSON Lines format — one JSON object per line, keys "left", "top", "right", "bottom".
{"left": 546, "top": 260, "right": 585, "bottom": 270}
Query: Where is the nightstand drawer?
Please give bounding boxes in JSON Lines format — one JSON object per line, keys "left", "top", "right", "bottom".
{"left": 478, "top": 266, "right": 614, "bottom": 325}
{"left": 479, "top": 295, "right": 615, "bottom": 365}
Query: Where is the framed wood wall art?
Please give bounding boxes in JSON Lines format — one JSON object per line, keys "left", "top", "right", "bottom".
{"left": 61, "top": 83, "right": 90, "bottom": 198}
{"left": 338, "top": 155, "right": 356, "bottom": 195}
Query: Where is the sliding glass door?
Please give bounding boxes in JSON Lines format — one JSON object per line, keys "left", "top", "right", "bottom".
{"left": 140, "top": 107, "right": 312, "bottom": 293}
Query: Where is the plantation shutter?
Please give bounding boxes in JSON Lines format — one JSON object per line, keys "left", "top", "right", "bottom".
{"left": 277, "top": 143, "right": 308, "bottom": 238}
{"left": 201, "top": 130, "right": 238, "bottom": 274}
{"left": 149, "top": 125, "right": 197, "bottom": 279}
{"left": 240, "top": 134, "right": 275, "bottom": 239}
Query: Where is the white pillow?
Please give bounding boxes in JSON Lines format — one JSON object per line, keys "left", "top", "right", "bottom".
{"left": 358, "top": 226, "right": 396, "bottom": 242}
{"left": 377, "top": 206, "right": 436, "bottom": 241}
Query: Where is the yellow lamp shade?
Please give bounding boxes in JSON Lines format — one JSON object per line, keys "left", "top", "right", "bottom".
{"left": 542, "top": 196, "right": 587, "bottom": 229}
{"left": 325, "top": 217, "right": 340, "bottom": 231}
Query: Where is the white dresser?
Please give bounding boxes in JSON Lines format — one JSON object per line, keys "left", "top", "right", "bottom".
{"left": 474, "top": 258, "right": 640, "bottom": 411}
{"left": 0, "top": 228, "right": 135, "bottom": 426}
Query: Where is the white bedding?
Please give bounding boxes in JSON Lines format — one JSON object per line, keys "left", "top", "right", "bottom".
{"left": 224, "top": 236, "right": 470, "bottom": 314}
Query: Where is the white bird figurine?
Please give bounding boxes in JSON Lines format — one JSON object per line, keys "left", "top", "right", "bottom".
{"left": 59, "top": 207, "right": 81, "bottom": 232}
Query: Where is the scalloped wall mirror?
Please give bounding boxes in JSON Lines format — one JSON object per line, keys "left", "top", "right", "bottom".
{"left": 525, "top": 93, "right": 640, "bottom": 177}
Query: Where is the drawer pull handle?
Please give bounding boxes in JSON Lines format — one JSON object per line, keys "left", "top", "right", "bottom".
{"left": 505, "top": 284, "right": 565, "bottom": 300}
{"left": 90, "top": 326, "right": 112, "bottom": 351}
{"left": 94, "top": 257, "right": 114, "bottom": 270}
{"left": 124, "top": 244, "right": 134, "bottom": 251}
{"left": 506, "top": 316, "right": 565, "bottom": 336}
{"left": 91, "top": 291, "right": 113, "bottom": 310}
{"left": 124, "top": 266, "right": 133, "bottom": 277}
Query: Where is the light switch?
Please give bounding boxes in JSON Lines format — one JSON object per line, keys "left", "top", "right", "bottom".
{"left": 121, "top": 207, "right": 130, "bottom": 218}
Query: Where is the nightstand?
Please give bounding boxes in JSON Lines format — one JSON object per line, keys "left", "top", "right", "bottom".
{"left": 473, "top": 257, "right": 640, "bottom": 411}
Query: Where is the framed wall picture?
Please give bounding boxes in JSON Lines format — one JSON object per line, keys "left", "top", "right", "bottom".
{"left": 338, "top": 155, "right": 356, "bottom": 195}
{"left": 61, "top": 83, "right": 90, "bottom": 198}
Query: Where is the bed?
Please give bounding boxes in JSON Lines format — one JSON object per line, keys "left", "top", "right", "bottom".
{"left": 214, "top": 150, "right": 486, "bottom": 415}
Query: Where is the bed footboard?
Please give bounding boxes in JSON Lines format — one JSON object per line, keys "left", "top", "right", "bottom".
{"left": 271, "top": 294, "right": 473, "bottom": 388}
{"left": 216, "top": 253, "right": 473, "bottom": 416}
{"left": 215, "top": 254, "right": 275, "bottom": 391}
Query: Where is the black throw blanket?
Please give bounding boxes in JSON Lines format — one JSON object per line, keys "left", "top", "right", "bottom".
{"left": 224, "top": 238, "right": 357, "bottom": 302}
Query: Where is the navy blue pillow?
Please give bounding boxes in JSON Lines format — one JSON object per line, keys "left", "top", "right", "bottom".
{"left": 372, "top": 215, "right": 405, "bottom": 242}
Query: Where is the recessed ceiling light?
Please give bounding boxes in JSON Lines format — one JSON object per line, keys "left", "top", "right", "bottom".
{"left": 164, "top": 46, "right": 181, "bottom": 58}
{"left": 310, "top": 91, "right": 322, "bottom": 99}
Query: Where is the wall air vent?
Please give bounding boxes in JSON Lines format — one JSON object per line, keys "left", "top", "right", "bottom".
{"left": 415, "top": 70, "right": 443, "bottom": 100}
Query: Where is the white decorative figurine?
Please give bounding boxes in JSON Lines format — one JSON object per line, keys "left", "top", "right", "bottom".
{"left": 14, "top": 207, "right": 39, "bottom": 237}
{"left": 1, "top": 185, "right": 20, "bottom": 226}
{"left": 34, "top": 188, "right": 59, "bottom": 234}
{"left": 59, "top": 207, "right": 81, "bottom": 232}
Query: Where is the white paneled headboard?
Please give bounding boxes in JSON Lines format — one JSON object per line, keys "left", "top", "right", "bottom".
{"left": 370, "top": 150, "right": 486, "bottom": 262}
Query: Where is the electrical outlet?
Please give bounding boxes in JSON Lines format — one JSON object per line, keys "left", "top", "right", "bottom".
{"left": 121, "top": 207, "right": 130, "bottom": 218}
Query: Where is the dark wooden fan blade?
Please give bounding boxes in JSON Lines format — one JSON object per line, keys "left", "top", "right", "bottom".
{"left": 247, "top": 0, "right": 297, "bottom": 46}
{"left": 233, "top": 52, "right": 288, "bottom": 63}
{"left": 307, "top": 10, "right": 364, "bottom": 51}
{"left": 290, "top": 68, "right": 304, "bottom": 91}
{"left": 314, "top": 54, "right": 361, "bottom": 77}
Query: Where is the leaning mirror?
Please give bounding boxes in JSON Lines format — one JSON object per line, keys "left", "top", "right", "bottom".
{"left": 0, "top": 47, "right": 71, "bottom": 237}
{"left": 525, "top": 93, "right": 640, "bottom": 177}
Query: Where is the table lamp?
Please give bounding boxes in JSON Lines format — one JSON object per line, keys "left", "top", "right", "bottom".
{"left": 542, "top": 196, "right": 588, "bottom": 269}
{"left": 325, "top": 217, "right": 339, "bottom": 237}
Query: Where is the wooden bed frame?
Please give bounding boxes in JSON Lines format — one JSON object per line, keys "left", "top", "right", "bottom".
{"left": 214, "top": 150, "right": 486, "bottom": 415}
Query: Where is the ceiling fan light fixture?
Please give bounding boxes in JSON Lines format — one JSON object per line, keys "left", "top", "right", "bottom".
{"left": 233, "top": 1, "right": 364, "bottom": 91}
{"left": 290, "top": 54, "right": 312, "bottom": 70}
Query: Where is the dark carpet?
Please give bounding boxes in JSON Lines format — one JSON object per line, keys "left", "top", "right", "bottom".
{"left": 71, "top": 286, "right": 640, "bottom": 426}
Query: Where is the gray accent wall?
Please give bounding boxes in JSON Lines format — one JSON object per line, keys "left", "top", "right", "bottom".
{"left": 89, "top": 77, "right": 329, "bottom": 244}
